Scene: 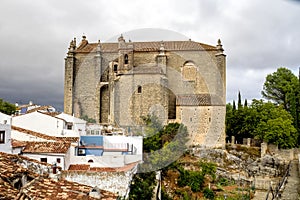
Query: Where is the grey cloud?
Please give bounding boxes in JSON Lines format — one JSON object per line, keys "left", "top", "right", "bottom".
{"left": 0, "top": 0, "right": 300, "bottom": 110}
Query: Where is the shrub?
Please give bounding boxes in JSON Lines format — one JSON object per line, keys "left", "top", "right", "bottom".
{"left": 203, "top": 188, "right": 215, "bottom": 200}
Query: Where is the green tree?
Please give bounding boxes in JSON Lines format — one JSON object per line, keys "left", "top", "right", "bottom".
{"left": 128, "top": 172, "right": 156, "bottom": 199}
{"left": 251, "top": 100, "right": 297, "bottom": 148}
{"left": 238, "top": 91, "right": 242, "bottom": 110}
{"left": 262, "top": 67, "right": 298, "bottom": 109}
{"left": 0, "top": 99, "right": 16, "bottom": 115}
{"left": 262, "top": 67, "right": 300, "bottom": 129}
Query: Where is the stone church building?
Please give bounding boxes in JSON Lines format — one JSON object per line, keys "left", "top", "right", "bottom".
{"left": 64, "top": 35, "right": 226, "bottom": 147}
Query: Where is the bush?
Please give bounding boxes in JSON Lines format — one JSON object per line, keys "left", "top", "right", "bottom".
{"left": 203, "top": 188, "right": 215, "bottom": 200}
{"left": 178, "top": 167, "right": 205, "bottom": 192}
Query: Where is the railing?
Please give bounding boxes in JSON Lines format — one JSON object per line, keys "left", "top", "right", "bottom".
{"left": 265, "top": 160, "right": 291, "bottom": 200}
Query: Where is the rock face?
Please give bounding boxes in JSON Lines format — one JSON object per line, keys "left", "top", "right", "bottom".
{"left": 192, "top": 145, "right": 287, "bottom": 185}
{"left": 248, "top": 155, "right": 285, "bottom": 177}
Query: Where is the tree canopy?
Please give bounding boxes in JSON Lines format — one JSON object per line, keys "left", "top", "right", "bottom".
{"left": 262, "top": 67, "right": 300, "bottom": 129}
{"left": 0, "top": 99, "right": 16, "bottom": 115}
{"left": 226, "top": 93, "right": 298, "bottom": 148}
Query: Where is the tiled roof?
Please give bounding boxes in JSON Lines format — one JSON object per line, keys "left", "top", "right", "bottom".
{"left": 11, "top": 139, "right": 27, "bottom": 148}
{"left": 18, "top": 177, "right": 117, "bottom": 200}
{"left": 0, "top": 152, "right": 50, "bottom": 198}
{"left": 26, "top": 105, "right": 54, "bottom": 114}
{"left": 12, "top": 125, "right": 79, "bottom": 143}
{"left": 68, "top": 164, "right": 90, "bottom": 171}
{"left": 75, "top": 40, "right": 216, "bottom": 53}
{"left": 176, "top": 94, "right": 224, "bottom": 106}
{"left": 68, "top": 162, "right": 139, "bottom": 172}
{"left": 22, "top": 141, "right": 71, "bottom": 154}
{"left": 0, "top": 152, "right": 33, "bottom": 180}
{"left": 0, "top": 152, "right": 117, "bottom": 200}
{"left": 0, "top": 177, "right": 19, "bottom": 199}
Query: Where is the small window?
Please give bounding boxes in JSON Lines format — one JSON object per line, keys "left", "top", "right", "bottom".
{"left": 0, "top": 131, "right": 5, "bottom": 144}
{"left": 113, "top": 64, "right": 118, "bottom": 72}
{"left": 124, "top": 54, "right": 128, "bottom": 64}
{"left": 78, "top": 148, "right": 86, "bottom": 156}
{"left": 67, "top": 123, "right": 73, "bottom": 130}
{"left": 88, "top": 159, "right": 94, "bottom": 163}
{"left": 137, "top": 86, "right": 142, "bottom": 93}
{"left": 40, "top": 158, "right": 47, "bottom": 163}
{"left": 57, "top": 158, "right": 61, "bottom": 163}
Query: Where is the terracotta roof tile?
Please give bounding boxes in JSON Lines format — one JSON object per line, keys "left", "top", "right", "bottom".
{"left": 68, "top": 164, "right": 90, "bottom": 171}
{"left": 0, "top": 178, "right": 19, "bottom": 199}
{"left": 0, "top": 152, "right": 116, "bottom": 199}
{"left": 26, "top": 105, "right": 54, "bottom": 114}
{"left": 11, "top": 139, "right": 27, "bottom": 148}
{"left": 176, "top": 94, "right": 224, "bottom": 106}
{"left": 68, "top": 162, "right": 139, "bottom": 172}
{"left": 18, "top": 177, "right": 118, "bottom": 199}
{"left": 75, "top": 40, "right": 217, "bottom": 53}
{"left": 12, "top": 125, "right": 79, "bottom": 143}
{"left": 22, "top": 141, "right": 71, "bottom": 154}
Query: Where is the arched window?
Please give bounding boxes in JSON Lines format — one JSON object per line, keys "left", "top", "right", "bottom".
{"left": 124, "top": 54, "right": 129, "bottom": 64}
{"left": 113, "top": 64, "right": 118, "bottom": 72}
{"left": 137, "top": 86, "right": 142, "bottom": 93}
{"left": 182, "top": 61, "right": 197, "bottom": 81}
{"left": 88, "top": 159, "right": 94, "bottom": 163}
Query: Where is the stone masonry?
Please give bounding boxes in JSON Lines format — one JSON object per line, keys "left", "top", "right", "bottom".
{"left": 64, "top": 35, "right": 226, "bottom": 147}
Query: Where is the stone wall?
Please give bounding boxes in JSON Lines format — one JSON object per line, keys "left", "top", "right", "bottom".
{"left": 62, "top": 166, "right": 137, "bottom": 197}
{"left": 177, "top": 106, "right": 225, "bottom": 147}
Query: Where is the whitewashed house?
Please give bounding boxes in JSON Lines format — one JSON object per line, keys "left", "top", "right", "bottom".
{"left": 21, "top": 141, "right": 71, "bottom": 170}
{"left": 0, "top": 112, "right": 12, "bottom": 153}
{"left": 12, "top": 111, "right": 86, "bottom": 138}
{"left": 56, "top": 112, "right": 86, "bottom": 136}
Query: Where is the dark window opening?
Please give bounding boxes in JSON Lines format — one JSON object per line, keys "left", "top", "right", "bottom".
{"left": 168, "top": 91, "right": 176, "bottom": 119}
{"left": 0, "top": 131, "right": 5, "bottom": 144}
{"left": 113, "top": 64, "right": 118, "bottom": 72}
{"left": 91, "top": 188, "right": 98, "bottom": 192}
{"left": 78, "top": 148, "right": 86, "bottom": 156}
{"left": 40, "top": 158, "right": 47, "bottom": 163}
{"left": 57, "top": 158, "right": 61, "bottom": 163}
{"left": 124, "top": 54, "right": 128, "bottom": 64}
{"left": 137, "top": 86, "right": 142, "bottom": 93}
{"left": 67, "top": 123, "right": 73, "bottom": 130}
{"left": 88, "top": 159, "right": 94, "bottom": 163}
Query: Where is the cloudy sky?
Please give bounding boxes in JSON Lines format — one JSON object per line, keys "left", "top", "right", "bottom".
{"left": 0, "top": 0, "right": 299, "bottom": 111}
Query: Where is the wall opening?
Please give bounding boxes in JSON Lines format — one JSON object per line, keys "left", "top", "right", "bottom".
{"left": 168, "top": 89, "right": 176, "bottom": 119}
{"left": 182, "top": 61, "right": 197, "bottom": 81}
{"left": 113, "top": 64, "right": 118, "bottom": 72}
{"left": 124, "top": 54, "right": 129, "bottom": 64}
{"left": 137, "top": 86, "right": 142, "bottom": 93}
{"left": 0, "top": 131, "right": 5, "bottom": 144}
{"left": 100, "top": 85, "right": 109, "bottom": 123}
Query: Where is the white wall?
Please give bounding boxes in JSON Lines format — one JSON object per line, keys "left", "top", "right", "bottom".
{"left": 57, "top": 113, "right": 86, "bottom": 136}
{"left": 103, "top": 136, "right": 143, "bottom": 155}
{"left": 12, "top": 112, "right": 65, "bottom": 136}
{"left": 22, "top": 153, "right": 66, "bottom": 170}
{"left": 11, "top": 129, "right": 52, "bottom": 142}
{"left": 0, "top": 112, "right": 11, "bottom": 124}
{"left": 0, "top": 123, "right": 12, "bottom": 153}
{"left": 68, "top": 154, "right": 142, "bottom": 168}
